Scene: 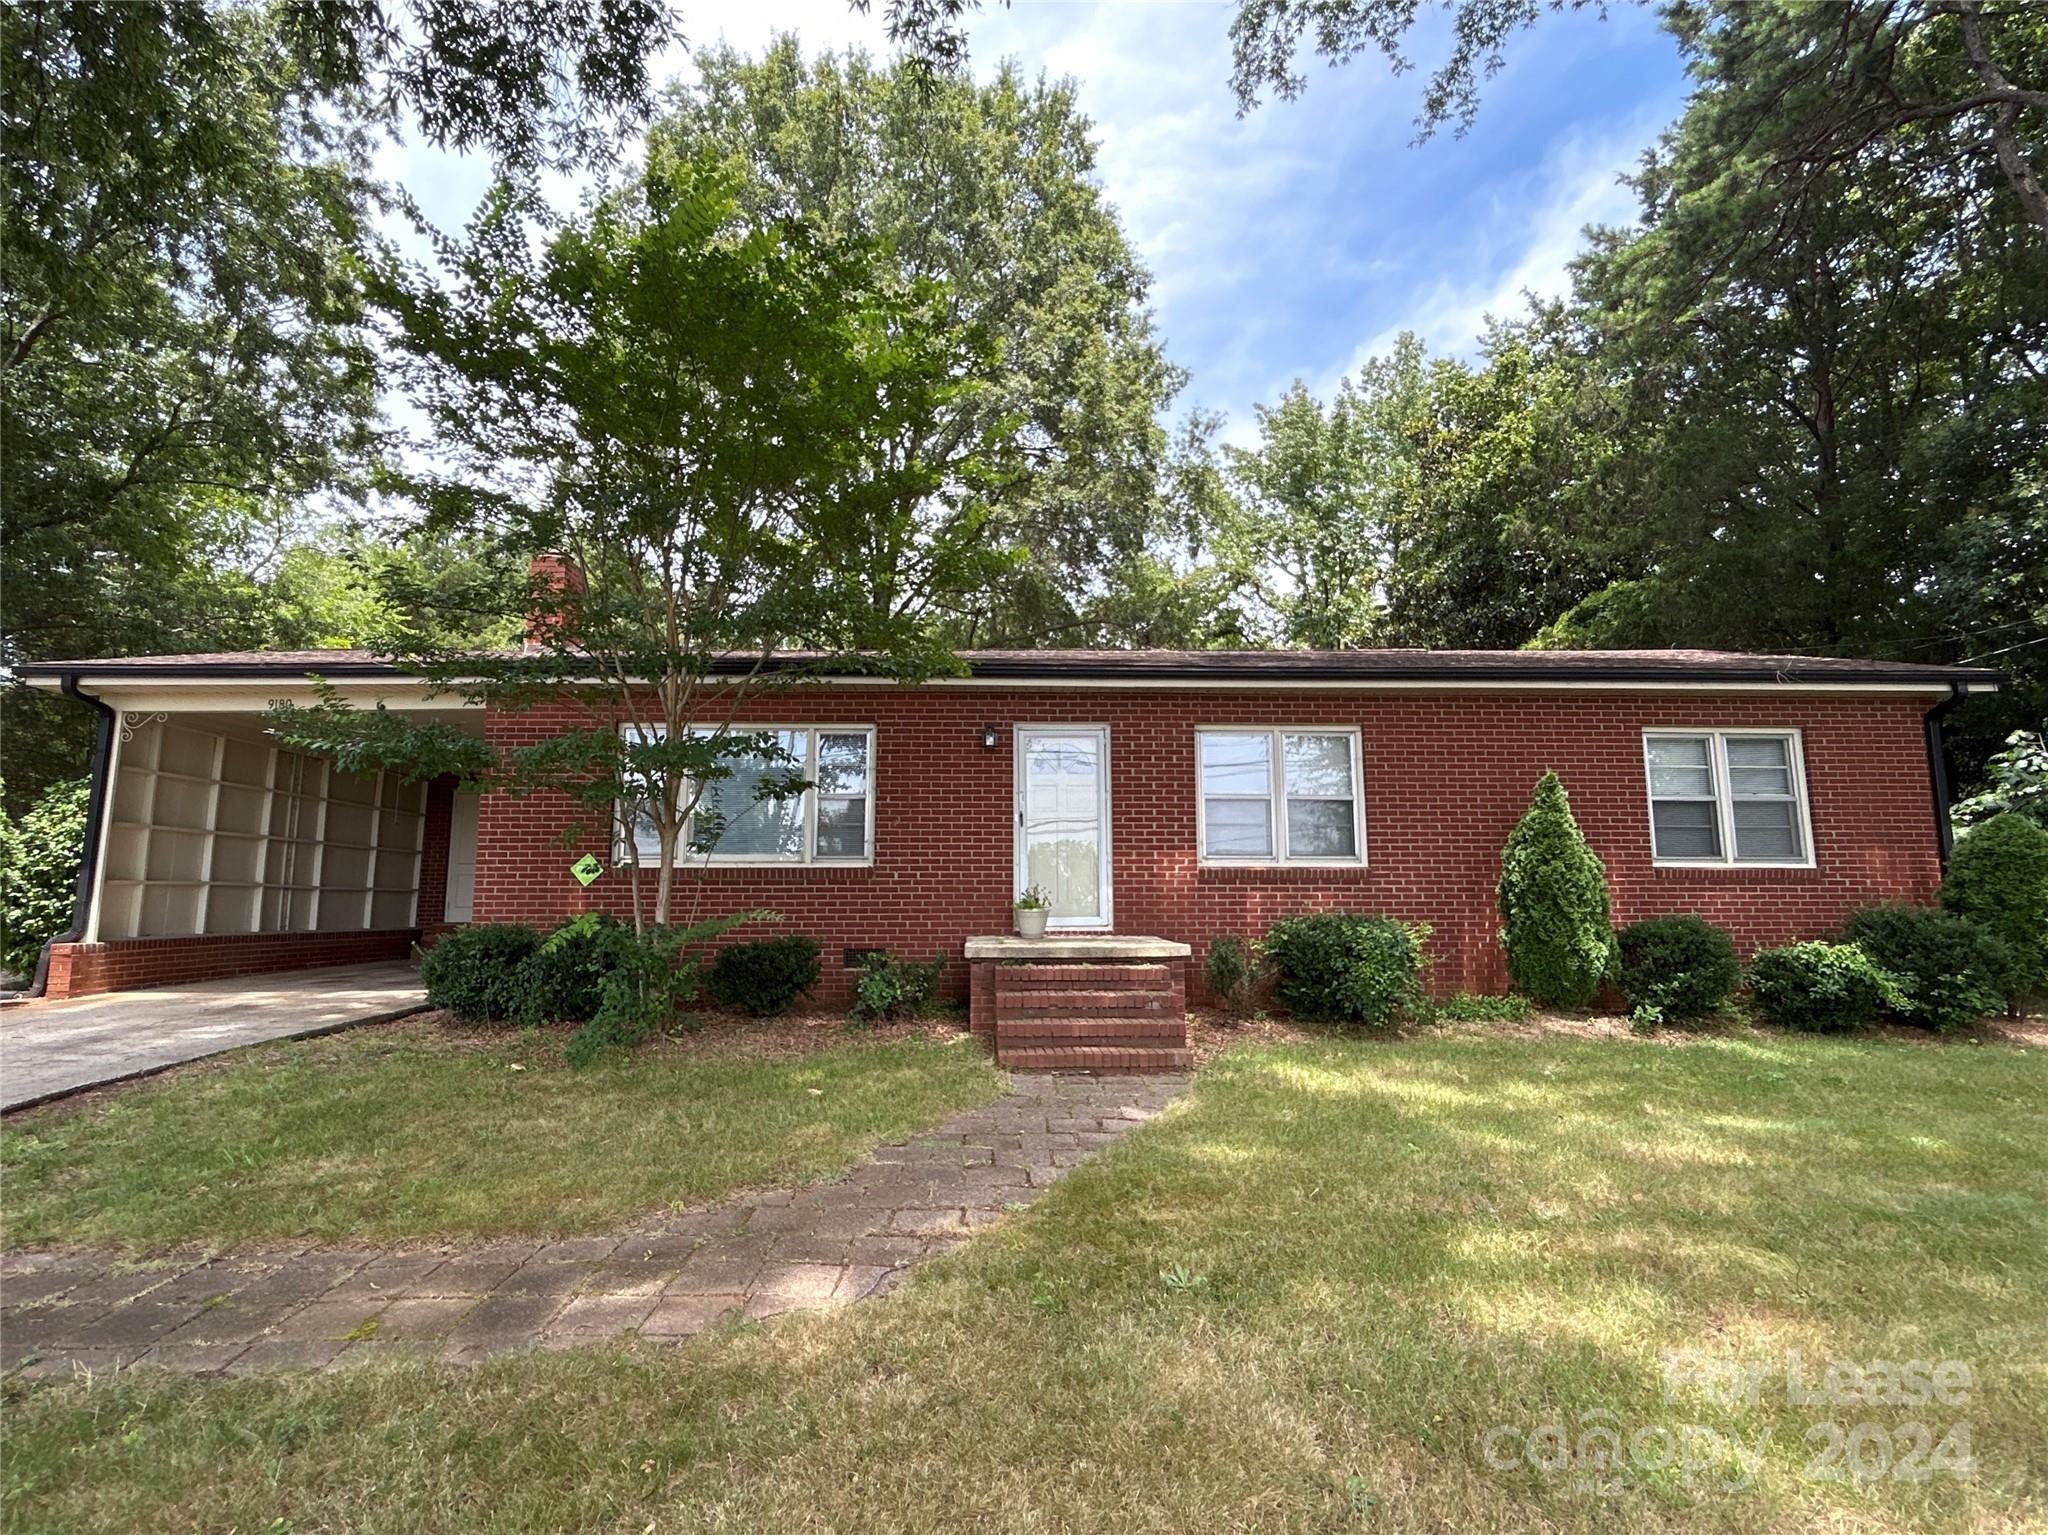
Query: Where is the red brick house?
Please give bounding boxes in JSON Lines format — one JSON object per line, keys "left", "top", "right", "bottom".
{"left": 18, "top": 648, "right": 1997, "bottom": 1066}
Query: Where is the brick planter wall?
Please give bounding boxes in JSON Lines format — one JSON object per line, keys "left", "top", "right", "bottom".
{"left": 468, "top": 685, "right": 1947, "bottom": 1007}
{"left": 42, "top": 929, "right": 419, "bottom": 1000}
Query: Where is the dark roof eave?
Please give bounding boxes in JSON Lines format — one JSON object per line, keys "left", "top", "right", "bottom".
{"left": 16, "top": 660, "right": 416, "bottom": 680}
{"left": 15, "top": 653, "right": 2004, "bottom": 689}
{"left": 949, "top": 656, "right": 2003, "bottom": 687}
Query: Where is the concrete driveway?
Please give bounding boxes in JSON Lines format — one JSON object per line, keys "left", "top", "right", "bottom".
{"left": 1, "top": 962, "right": 428, "bottom": 1113}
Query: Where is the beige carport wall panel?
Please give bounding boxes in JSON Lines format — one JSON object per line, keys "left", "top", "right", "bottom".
{"left": 97, "top": 715, "right": 425, "bottom": 941}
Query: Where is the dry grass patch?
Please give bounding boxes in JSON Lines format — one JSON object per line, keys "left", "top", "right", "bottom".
{"left": 0, "top": 1018, "right": 1003, "bottom": 1253}
{"left": 5, "top": 1030, "right": 2044, "bottom": 1533}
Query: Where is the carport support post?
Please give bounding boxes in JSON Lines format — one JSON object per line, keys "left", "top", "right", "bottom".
{"left": 29, "top": 676, "right": 118, "bottom": 995}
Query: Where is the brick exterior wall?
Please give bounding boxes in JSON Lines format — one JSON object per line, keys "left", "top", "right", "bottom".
{"left": 418, "top": 775, "right": 456, "bottom": 927}
{"left": 42, "top": 929, "right": 418, "bottom": 999}
{"left": 468, "top": 685, "right": 1947, "bottom": 1007}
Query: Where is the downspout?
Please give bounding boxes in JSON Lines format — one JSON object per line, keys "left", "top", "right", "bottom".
{"left": 24, "top": 673, "right": 116, "bottom": 998}
{"left": 1922, "top": 682, "right": 1969, "bottom": 873}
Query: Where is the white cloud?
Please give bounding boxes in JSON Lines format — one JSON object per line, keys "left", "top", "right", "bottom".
{"left": 1338, "top": 114, "right": 1654, "bottom": 380}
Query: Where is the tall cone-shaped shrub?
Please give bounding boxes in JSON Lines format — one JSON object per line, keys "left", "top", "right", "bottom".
{"left": 1942, "top": 812, "right": 2048, "bottom": 1008}
{"left": 1498, "top": 771, "right": 1618, "bottom": 1007}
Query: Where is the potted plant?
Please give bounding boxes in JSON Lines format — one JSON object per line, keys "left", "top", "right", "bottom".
{"left": 1013, "top": 885, "right": 1051, "bottom": 939}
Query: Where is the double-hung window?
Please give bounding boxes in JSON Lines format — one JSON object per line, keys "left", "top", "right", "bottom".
{"left": 1644, "top": 730, "right": 1811, "bottom": 866}
{"left": 622, "top": 725, "right": 875, "bottom": 866}
{"left": 1197, "top": 728, "right": 1364, "bottom": 865}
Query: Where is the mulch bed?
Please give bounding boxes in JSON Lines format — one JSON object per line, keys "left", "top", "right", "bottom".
{"left": 1988, "top": 1016, "right": 2048, "bottom": 1050}
{"left": 1186, "top": 1004, "right": 2048, "bottom": 1058}
{"left": 422, "top": 1006, "right": 970, "bottom": 1062}
{"left": 1182, "top": 1008, "right": 1321, "bottom": 1065}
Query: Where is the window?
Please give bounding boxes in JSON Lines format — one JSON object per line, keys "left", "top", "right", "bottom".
{"left": 1644, "top": 730, "right": 1811, "bottom": 865}
{"left": 1197, "top": 728, "right": 1364, "bottom": 864}
{"left": 623, "top": 725, "right": 874, "bottom": 865}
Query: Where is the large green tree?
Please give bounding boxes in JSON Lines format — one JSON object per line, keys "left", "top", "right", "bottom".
{"left": 1536, "top": 3, "right": 2048, "bottom": 763}
{"left": 2, "top": 2, "right": 381, "bottom": 806}
{"left": 1212, "top": 0, "right": 2043, "bottom": 779}
{"left": 277, "top": 152, "right": 1014, "bottom": 925}
{"left": 652, "top": 39, "right": 1192, "bottom": 645}
{"left": 1378, "top": 315, "right": 1627, "bottom": 649}
{"left": 1, "top": 0, "right": 688, "bottom": 809}
{"left": 1215, "top": 339, "right": 1428, "bottom": 647}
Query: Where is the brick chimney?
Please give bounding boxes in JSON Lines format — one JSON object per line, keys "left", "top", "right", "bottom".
{"left": 525, "top": 553, "right": 583, "bottom": 651}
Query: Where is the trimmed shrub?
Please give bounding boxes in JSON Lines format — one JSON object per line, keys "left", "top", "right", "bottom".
{"left": 1942, "top": 812, "right": 2048, "bottom": 1008}
{"left": 1839, "top": 905, "right": 2009, "bottom": 1032}
{"left": 848, "top": 951, "right": 946, "bottom": 1025}
{"left": 517, "top": 913, "right": 632, "bottom": 1026}
{"left": 706, "top": 934, "right": 822, "bottom": 1017}
{"left": 1432, "top": 992, "right": 1534, "bottom": 1023}
{"left": 1204, "top": 937, "right": 1260, "bottom": 1017}
{"left": 1747, "top": 942, "right": 1896, "bottom": 1033}
{"left": 420, "top": 923, "right": 544, "bottom": 1023}
{"left": 1262, "top": 913, "right": 1429, "bottom": 1029}
{"left": 0, "top": 776, "right": 89, "bottom": 980}
{"left": 1497, "top": 771, "right": 1617, "bottom": 1008}
{"left": 563, "top": 912, "right": 768, "bottom": 1067}
{"left": 1617, "top": 914, "right": 1741, "bottom": 1024}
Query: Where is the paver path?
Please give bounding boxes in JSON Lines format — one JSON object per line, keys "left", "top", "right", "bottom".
{"left": 1, "top": 962, "right": 427, "bottom": 1112}
{"left": 1, "top": 1072, "right": 1186, "bottom": 1379}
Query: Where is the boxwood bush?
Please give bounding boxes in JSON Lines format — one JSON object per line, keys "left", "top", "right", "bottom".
{"left": 1497, "top": 771, "right": 1617, "bottom": 1008}
{"left": 1942, "top": 812, "right": 2048, "bottom": 1009}
{"left": 1261, "top": 913, "right": 1428, "bottom": 1029}
{"left": 1746, "top": 941, "right": 1896, "bottom": 1033}
{"left": 847, "top": 950, "right": 946, "bottom": 1025}
{"left": 1617, "top": 914, "right": 1740, "bottom": 1025}
{"left": 706, "top": 934, "right": 822, "bottom": 1016}
{"left": 1204, "top": 936, "right": 1260, "bottom": 1017}
{"left": 420, "top": 923, "right": 544, "bottom": 1023}
{"left": 516, "top": 913, "right": 632, "bottom": 1026}
{"left": 1839, "top": 904, "right": 2009, "bottom": 1032}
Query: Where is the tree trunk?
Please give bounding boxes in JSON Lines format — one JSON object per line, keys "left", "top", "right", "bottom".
{"left": 1953, "top": 0, "right": 2048, "bottom": 238}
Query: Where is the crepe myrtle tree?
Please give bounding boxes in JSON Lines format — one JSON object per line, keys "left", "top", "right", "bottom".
{"left": 269, "top": 148, "right": 1016, "bottom": 930}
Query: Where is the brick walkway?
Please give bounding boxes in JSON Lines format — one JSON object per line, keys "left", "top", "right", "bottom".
{"left": 0, "top": 1072, "right": 1186, "bottom": 1379}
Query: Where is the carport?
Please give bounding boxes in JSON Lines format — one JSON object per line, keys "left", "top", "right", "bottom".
{"left": 17, "top": 653, "right": 481, "bottom": 999}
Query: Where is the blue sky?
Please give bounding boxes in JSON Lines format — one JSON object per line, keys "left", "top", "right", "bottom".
{"left": 383, "top": 0, "right": 1693, "bottom": 447}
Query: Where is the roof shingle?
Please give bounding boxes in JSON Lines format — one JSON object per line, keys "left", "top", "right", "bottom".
{"left": 12, "top": 646, "right": 2001, "bottom": 688}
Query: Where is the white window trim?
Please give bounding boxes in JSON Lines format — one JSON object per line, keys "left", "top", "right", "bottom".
{"left": 1195, "top": 726, "right": 1367, "bottom": 868}
{"left": 622, "top": 724, "right": 877, "bottom": 869}
{"left": 1643, "top": 727, "right": 1815, "bottom": 870}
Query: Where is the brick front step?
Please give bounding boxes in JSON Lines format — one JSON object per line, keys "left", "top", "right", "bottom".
{"left": 997, "top": 1044, "right": 1193, "bottom": 1074}
{"left": 995, "top": 1016, "right": 1187, "bottom": 1042}
{"left": 996, "top": 989, "right": 1177, "bottom": 1018}
{"left": 970, "top": 947, "right": 1189, "bottom": 1072}
{"left": 992, "top": 963, "right": 1174, "bottom": 991}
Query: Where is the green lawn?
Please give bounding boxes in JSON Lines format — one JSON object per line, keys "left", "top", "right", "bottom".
{"left": 0, "top": 1022, "right": 1004, "bottom": 1250}
{"left": 5, "top": 1031, "right": 2045, "bottom": 1533}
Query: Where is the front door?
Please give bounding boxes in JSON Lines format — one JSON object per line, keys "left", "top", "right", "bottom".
{"left": 1015, "top": 727, "right": 1111, "bottom": 929}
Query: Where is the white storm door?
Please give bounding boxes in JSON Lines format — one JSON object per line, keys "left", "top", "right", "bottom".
{"left": 1015, "top": 727, "right": 1111, "bottom": 929}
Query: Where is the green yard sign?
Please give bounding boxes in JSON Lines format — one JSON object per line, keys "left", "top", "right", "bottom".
{"left": 570, "top": 853, "right": 604, "bottom": 887}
